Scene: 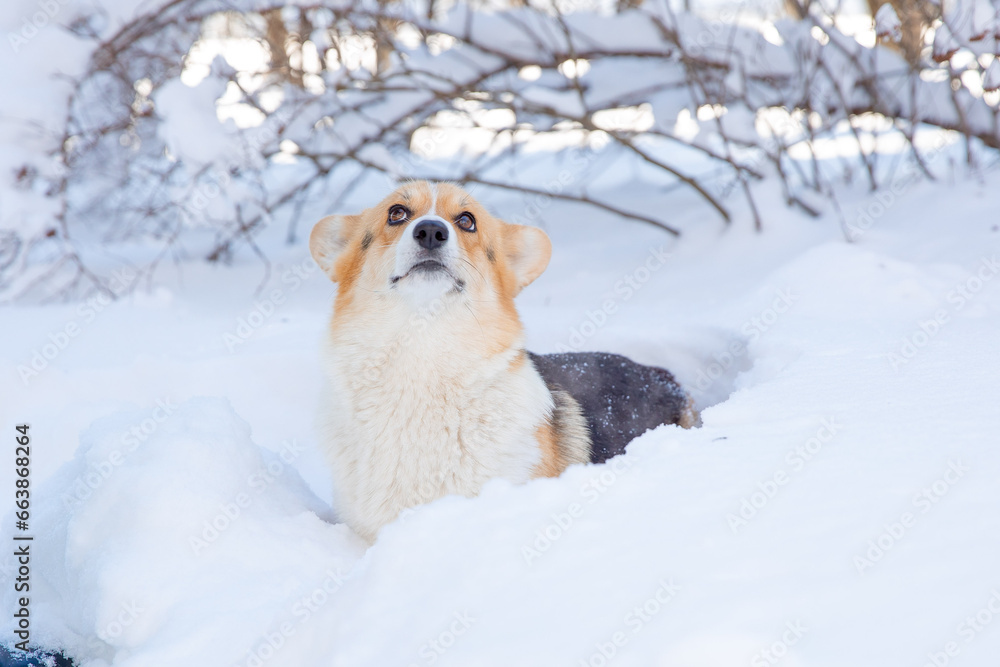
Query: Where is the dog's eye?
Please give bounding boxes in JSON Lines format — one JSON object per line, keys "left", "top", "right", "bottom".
{"left": 455, "top": 212, "right": 476, "bottom": 233}
{"left": 387, "top": 205, "right": 410, "bottom": 225}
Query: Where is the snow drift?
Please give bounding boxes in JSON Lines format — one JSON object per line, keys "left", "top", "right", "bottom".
{"left": 2, "top": 166, "right": 999, "bottom": 666}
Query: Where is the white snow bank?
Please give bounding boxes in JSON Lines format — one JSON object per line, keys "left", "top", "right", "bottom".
{"left": 1, "top": 398, "right": 365, "bottom": 665}
{"left": 1, "top": 169, "right": 999, "bottom": 666}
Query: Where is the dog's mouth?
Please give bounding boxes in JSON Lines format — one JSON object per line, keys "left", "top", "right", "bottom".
{"left": 391, "top": 260, "right": 465, "bottom": 290}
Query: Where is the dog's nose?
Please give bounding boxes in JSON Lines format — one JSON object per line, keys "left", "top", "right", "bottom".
{"left": 413, "top": 219, "right": 449, "bottom": 250}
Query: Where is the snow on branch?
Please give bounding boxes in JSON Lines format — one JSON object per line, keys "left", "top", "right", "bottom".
{"left": 1, "top": 0, "right": 998, "bottom": 300}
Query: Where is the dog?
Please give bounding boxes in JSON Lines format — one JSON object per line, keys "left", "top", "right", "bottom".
{"left": 309, "top": 181, "right": 695, "bottom": 541}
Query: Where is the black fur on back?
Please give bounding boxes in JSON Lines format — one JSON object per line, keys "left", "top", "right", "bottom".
{"left": 528, "top": 351, "right": 693, "bottom": 464}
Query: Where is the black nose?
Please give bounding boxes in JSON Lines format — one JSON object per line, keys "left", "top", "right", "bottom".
{"left": 413, "top": 219, "right": 449, "bottom": 250}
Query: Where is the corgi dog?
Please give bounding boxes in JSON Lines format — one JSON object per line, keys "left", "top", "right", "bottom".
{"left": 310, "top": 181, "right": 695, "bottom": 541}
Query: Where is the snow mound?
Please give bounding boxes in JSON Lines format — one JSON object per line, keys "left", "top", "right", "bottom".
{"left": 1, "top": 398, "right": 365, "bottom": 666}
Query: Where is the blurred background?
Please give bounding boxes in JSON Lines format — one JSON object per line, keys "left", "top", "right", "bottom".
{"left": 1, "top": 0, "right": 998, "bottom": 301}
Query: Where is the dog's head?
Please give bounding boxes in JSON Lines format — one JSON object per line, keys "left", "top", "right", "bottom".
{"left": 310, "top": 181, "right": 551, "bottom": 322}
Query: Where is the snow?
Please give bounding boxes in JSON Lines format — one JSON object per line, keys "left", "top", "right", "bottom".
{"left": 933, "top": 22, "right": 961, "bottom": 62}
{"left": 23, "top": 397, "right": 363, "bottom": 663}
{"left": 874, "top": 4, "right": 902, "bottom": 42}
{"left": 155, "top": 60, "right": 240, "bottom": 167}
{"left": 0, "top": 0, "right": 91, "bottom": 239}
{"left": 985, "top": 59, "right": 1000, "bottom": 92}
{"left": 2, "top": 152, "right": 999, "bottom": 665}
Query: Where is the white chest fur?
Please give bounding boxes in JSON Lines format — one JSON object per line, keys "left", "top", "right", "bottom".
{"left": 317, "top": 303, "right": 552, "bottom": 541}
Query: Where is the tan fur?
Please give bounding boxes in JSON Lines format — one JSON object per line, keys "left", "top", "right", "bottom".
{"left": 533, "top": 421, "right": 564, "bottom": 478}
{"left": 322, "top": 181, "right": 538, "bottom": 356}
{"left": 534, "top": 390, "right": 591, "bottom": 477}
{"left": 678, "top": 395, "right": 700, "bottom": 429}
{"left": 309, "top": 180, "right": 584, "bottom": 541}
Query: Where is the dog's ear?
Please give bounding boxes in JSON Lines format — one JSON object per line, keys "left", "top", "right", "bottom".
{"left": 310, "top": 214, "right": 359, "bottom": 281}
{"left": 502, "top": 223, "right": 552, "bottom": 295}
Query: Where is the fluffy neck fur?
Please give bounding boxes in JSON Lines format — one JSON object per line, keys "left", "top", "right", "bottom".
{"left": 319, "top": 292, "right": 552, "bottom": 541}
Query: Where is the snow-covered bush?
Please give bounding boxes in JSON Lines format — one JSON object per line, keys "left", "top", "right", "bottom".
{"left": 1, "top": 0, "right": 998, "bottom": 301}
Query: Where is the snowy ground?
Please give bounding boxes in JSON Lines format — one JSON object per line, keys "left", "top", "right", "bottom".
{"left": 2, "top": 164, "right": 999, "bottom": 666}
